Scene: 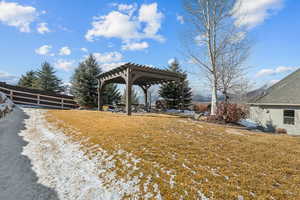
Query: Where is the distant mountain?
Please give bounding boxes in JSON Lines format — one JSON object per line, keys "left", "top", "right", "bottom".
{"left": 192, "top": 94, "right": 225, "bottom": 103}
{"left": 246, "top": 84, "right": 270, "bottom": 102}
{"left": 192, "top": 84, "right": 271, "bottom": 104}
{"left": 192, "top": 94, "right": 211, "bottom": 102}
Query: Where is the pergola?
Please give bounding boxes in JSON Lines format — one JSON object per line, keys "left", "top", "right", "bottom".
{"left": 97, "top": 63, "right": 185, "bottom": 115}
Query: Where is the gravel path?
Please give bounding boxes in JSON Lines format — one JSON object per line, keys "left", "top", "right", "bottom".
{"left": 0, "top": 107, "right": 59, "bottom": 200}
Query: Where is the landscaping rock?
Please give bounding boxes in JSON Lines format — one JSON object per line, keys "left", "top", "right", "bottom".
{"left": 0, "top": 92, "right": 14, "bottom": 118}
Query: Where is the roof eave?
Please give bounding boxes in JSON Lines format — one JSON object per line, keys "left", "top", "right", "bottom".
{"left": 248, "top": 103, "right": 300, "bottom": 106}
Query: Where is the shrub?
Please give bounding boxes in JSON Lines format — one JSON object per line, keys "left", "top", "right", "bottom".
{"left": 193, "top": 103, "right": 210, "bottom": 113}
{"left": 216, "top": 103, "right": 247, "bottom": 123}
{"left": 276, "top": 128, "right": 287, "bottom": 134}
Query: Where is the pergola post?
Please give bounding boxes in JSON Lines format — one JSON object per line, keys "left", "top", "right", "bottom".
{"left": 126, "top": 68, "right": 132, "bottom": 116}
{"left": 140, "top": 85, "right": 150, "bottom": 112}
{"left": 98, "top": 80, "right": 104, "bottom": 111}
{"left": 144, "top": 88, "right": 148, "bottom": 111}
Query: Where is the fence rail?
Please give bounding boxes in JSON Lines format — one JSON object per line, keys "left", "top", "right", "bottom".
{"left": 0, "top": 82, "right": 78, "bottom": 109}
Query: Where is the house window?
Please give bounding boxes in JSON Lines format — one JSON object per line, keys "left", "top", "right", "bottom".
{"left": 283, "top": 110, "right": 295, "bottom": 125}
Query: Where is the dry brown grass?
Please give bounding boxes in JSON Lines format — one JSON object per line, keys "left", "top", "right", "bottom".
{"left": 46, "top": 110, "right": 300, "bottom": 200}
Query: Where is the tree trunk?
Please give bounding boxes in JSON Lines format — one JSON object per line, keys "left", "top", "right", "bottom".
{"left": 211, "top": 76, "right": 218, "bottom": 115}
{"left": 223, "top": 90, "right": 229, "bottom": 122}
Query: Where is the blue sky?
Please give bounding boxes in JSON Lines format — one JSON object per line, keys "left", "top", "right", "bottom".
{"left": 0, "top": 0, "right": 299, "bottom": 95}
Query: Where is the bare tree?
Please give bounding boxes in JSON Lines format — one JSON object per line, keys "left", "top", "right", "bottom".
{"left": 183, "top": 0, "right": 242, "bottom": 115}
{"left": 217, "top": 34, "right": 251, "bottom": 104}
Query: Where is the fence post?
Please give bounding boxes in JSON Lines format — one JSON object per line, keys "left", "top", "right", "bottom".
{"left": 37, "top": 95, "right": 40, "bottom": 105}
{"left": 61, "top": 99, "right": 64, "bottom": 109}
{"left": 10, "top": 90, "right": 13, "bottom": 100}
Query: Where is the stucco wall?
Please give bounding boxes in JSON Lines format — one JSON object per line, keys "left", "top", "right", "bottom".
{"left": 250, "top": 105, "right": 300, "bottom": 135}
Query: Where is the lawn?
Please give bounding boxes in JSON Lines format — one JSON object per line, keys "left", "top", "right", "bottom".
{"left": 46, "top": 110, "right": 300, "bottom": 200}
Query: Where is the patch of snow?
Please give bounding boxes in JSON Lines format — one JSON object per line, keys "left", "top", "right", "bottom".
{"left": 249, "top": 192, "right": 256, "bottom": 197}
{"left": 183, "top": 110, "right": 195, "bottom": 116}
{"left": 226, "top": 129, "right": 245, "bottom": 136}
{"left": 165, "top": 109, "right": 196, "bottom": 116}
{"left": 153, "top": 184, "right": 162, "bottom": 200}
{"left": 166, "top": 109, "right": 181, "bottom": 113}
{"left": 198, "top": 191, "right": 210, "bottom": 200}
{"left": 210, "top": 168, "right": 220, "bottom": 177}
{"left": 237, "top": 195, "right": 244, "bottom": 200}
{"left": 19, "top": 108, "right": 146, "bottom": 200}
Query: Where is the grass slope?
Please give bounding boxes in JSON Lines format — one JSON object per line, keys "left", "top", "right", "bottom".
{"left": 46, "top": 110, "right": 300, "bottom": 200}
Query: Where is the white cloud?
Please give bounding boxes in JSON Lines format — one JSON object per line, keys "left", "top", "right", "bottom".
{"left": 0, "top": 1, "right": 37, "bottom": 32}
{"left": 195, "top": 34, "right": 206, "bottom": 46}
{"left": 233, "top": 0, "right": 283, "bottom": 29}
{"left": 256, "top": 69, "right": 274, "bottom": 77}
{"left": 275, "top": 66, "right": 296, "bottom": 73}
{"left": 35, "top": 45, "right": 53, "bottom": 56}
{"left": 59, "top": 46, "right": 71, "bottom": 56}
{"left": 85, "top": 11, "right": 139, "bottom": 41}
{"left": 55, "top": 59, "right": 74, "bottom": 71}
{"left": 269, "top": 79, "right": 279, "bottom": 85}
{"left": 122, "top": 41, "right": 149, "bottom": 51}
{"left": 138, "top": 3, "right": 164, "bottom": 41}
{"left": 93, "top": 51, "right": 123, "bottom": 63}
{"left": 176, "top": 14, "right": 184, "bottom": 24}
{"left": 85, "top": 3, "right": 164, "bottom": 43}
{"left": 80, "top": 48, "right": 88, "bottom": 52}
{"left": 0, "top": 71, "right": 18, "bottom": 84}
{"left": 229, "top": 31, "right": 246, "bottom": 43}
{"left": 83, "top": 51, "right": 124, "bottom": 72}
{"left": 256, "top": 66, "right": 298, "bottom": 77}
{"left": 116, "top": 3, "right": 137, "bottom": 16}
{"left": 100, "top": 62, "right": 125, "bottom": 72}
{"left": 168, "top": 58, "right": 176, "bottom": 65}
{"left": 37, "top": 22, "right": 50, "bottom": 34}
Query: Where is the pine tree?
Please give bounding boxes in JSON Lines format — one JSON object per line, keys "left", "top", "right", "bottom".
{"left": 71, "top": 55, "right": 100, "bottom": 107}
{"left": 35, "top": 62, "right": 64, "bottom": 93}
{"left": 121, "top": 88, "right": 139, "bottom": 105}
{"left": 159, "top": 59, "right": 192, "bottom": 109}
{"left": 71, "top": 54, "right": 121, "bottom": 107}
{"left": 18, "top": 70, "right": 37, "bottom": 88}
{"left": 102, "top": 84, "right": 121, "bottom": 105}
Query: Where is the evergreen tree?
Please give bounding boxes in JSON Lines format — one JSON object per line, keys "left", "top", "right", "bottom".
{"left": 71, "top": 54, "right": 121, "bottom": 107}
{"left": 71, "top": 55, "right": 100, "bottom": 107}
{"left": 121, "top": 88, "right": 139, "bottom": 105}
{"left": 18, "top": 70, "right": 37, "bottom": 88}
{"left": 102, "top": 84, "right": 121, "bottom": 105}
{"left": 159, "top": 59, "right": 192, "bottom": 109}
{"left": 35, "top": 62, "right": 64, "bottom": 93}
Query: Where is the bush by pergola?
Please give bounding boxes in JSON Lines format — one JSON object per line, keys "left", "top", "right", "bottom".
{"left": 97, "top": 63, "right": 185, "bottom": 115}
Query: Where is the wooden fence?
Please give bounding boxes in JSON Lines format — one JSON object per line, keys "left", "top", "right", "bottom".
{"left": 0, "top": 82, "right": 78, "bottom": 109}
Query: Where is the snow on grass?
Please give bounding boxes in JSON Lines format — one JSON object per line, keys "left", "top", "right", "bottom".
{"left": 46, "top": 109, "right": 300, "bottom": 199}
{"left": 19, "top": 108, "right": 147, "bottom": 200}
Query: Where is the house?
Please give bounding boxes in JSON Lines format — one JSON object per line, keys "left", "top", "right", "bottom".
{"left": 249, "top": 69, "right": 300, "bottom": 135}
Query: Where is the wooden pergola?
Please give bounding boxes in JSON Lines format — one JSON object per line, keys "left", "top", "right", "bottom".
{"left": 97, "top": 63, "right": 185, "bottom": 115}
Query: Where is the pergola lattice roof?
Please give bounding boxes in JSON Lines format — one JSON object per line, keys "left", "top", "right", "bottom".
{"left": 97, "top": 63, "right": 185, "bottom": 86}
